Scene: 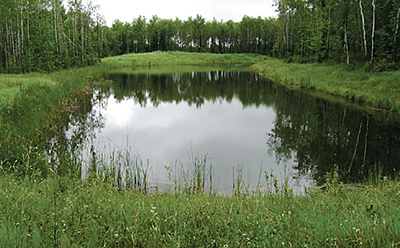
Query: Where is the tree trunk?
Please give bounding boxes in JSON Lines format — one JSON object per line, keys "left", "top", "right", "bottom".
{"left": 81, "top": 13, "right": 84, "bottom": 63}
{"left": 371, "top": 0, "right": 375, "bottom": 63}
{"left": 54, "top": 0, "right": 59, "bottom": 54}
{"left": 393, "top": 7, "right": 400, "bottom": 63}
{"left": 344, "top": 15, "right": 350, "bottom": 64}
{"left": 360, "top": 0, "right": 368, "bottom": 59}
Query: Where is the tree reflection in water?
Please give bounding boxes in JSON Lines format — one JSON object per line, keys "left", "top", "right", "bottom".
{"left": 66, "top": 70, "right": 399, "bottom": 187}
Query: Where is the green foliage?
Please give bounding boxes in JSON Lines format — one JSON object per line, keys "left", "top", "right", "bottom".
{"left": 0, "top": 0, "right": 100, "bottom": 74}
{"left": 274, "top": 0, "right": 400, "bottom": 68}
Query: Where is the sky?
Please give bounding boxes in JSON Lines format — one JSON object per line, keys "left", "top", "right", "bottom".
{"left": 94, "top": 0, "right": 278, "bottom": 26}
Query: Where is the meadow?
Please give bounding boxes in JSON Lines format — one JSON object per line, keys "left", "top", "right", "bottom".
{"left": 0, "top": 52, "right": 399, "bottom": 247}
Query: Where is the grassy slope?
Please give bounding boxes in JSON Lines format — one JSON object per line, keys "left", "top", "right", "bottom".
{"left": 252, "top": 59, "right": 400, "bottom": 112}
{"left": 101, "top": 51, "right": 268, "bottom": 67}
{"left": 0, "top": 52, "right": 267, "bottom": 104}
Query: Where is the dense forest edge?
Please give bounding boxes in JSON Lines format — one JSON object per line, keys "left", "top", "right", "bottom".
{"left": 2, "top": 0, "right": 400, "bottom": 73}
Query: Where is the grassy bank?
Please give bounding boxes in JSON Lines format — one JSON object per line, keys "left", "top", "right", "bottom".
{"left": 3, "top": 52, "right": 400, "bottom": 113}
{"left": 101, "top": 51, "right": 268, "bottom": 68}
{"left": 0, "top": 173, "right": 398, "bottom": 247}
{"left": 252, "top": 59, "right": 400, "bottom": 113}
{"left": 0, "top": 52, "right": 267, "bottom": 104}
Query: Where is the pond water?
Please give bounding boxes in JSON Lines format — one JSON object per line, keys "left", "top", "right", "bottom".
{"left": 66, "top": 66, "right": 400, "bottom": 193}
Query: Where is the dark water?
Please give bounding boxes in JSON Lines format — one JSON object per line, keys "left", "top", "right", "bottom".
{"left": 66, "top": 68, "right": 400, "bottom": 192}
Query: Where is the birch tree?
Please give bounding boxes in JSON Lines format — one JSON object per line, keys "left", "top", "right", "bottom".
{"left": 371, "top": 0, "right": 376, "bottom": 63}
{"left": 360, "top": 0, "right": 368, "bottom": 59}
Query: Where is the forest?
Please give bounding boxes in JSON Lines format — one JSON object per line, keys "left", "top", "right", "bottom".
{"left": 1, "top": 0, "right": 400, "bottom": 73}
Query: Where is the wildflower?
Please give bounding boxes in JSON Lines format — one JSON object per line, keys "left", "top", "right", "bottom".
{"left": 223, "top": 245, "right": 228, "bottom": 248}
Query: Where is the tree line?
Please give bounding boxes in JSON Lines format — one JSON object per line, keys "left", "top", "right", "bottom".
{"left": 0, "top": 0, "right": 102, "bottom": 73}
{"left": 274, "top": 0, "right": 400, "bottom": 70}
{"left": 104, "top": 15, "right": 277, "bottom": 56}
{"left": 1, "top": 0, "right": 400, "bottom": 74}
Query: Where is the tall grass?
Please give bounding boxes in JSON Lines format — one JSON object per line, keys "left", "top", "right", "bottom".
{"left": 87, "top": 140, "right": 151, "bottom": 192}
{"left": 0, "top": 172, "right": 398, "bottom": 247}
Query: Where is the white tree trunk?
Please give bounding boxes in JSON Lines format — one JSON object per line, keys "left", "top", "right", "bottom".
{"left": 360, "top": 0, "right": 368, "bottom": 59}
{"left": 53, "top": 0, "right": 59, "bottom": 54}
{"left": 344, "top": 16, "right": 350, "bottom": 64}
{"left": 393, "top": 7, "right": 400, "bottom": 62}
{"left": 371, "top": 0, "right": 375, "bottom": 63}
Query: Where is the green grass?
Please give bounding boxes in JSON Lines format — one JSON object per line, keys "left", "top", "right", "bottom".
{"left": 101, "top": 51, "right": 268, "bottom": 68}
{"left": 0, "top": 173, "right": 398, "bottom": 247}
{"left": 3, "top": 52, "right": 400, "bottom": 113}
{"left": 252, "top": 59, "right": 400, "bottom": 113}
{"left": 0, "top": 52, "right": 267, "bottom": 103}
{"left": 0, "top": 73, "right": 58, "bottom": 103}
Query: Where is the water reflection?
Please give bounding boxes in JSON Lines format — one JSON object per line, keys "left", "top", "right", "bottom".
{"left": 267, "top": 87, "right": 400, "bottom": 185}
{"left": 95, "top": 71, "right": 284, "bottom": 192}
{"left": 67, "top": 69, "right": 399, "bottom": 191}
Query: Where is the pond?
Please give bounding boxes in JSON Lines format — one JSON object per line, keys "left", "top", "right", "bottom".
{"left": 65, "top": 66, "right": 400, "bottom": 194}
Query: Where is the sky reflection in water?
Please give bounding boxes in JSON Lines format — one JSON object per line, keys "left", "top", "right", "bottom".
{"left": 96, "top": 95, "right": 299, "bottom": 191}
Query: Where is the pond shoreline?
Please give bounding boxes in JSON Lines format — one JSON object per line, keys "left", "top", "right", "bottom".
{"left": 251, "top": 58, "right": 400, "bottom": 114}
{"left": 2, "top": 52, "right": 399, "bottom": 115}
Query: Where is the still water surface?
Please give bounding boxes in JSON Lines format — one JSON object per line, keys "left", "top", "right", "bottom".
{"left": 67, "top": 67, "right": 400, "bottom": 192}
